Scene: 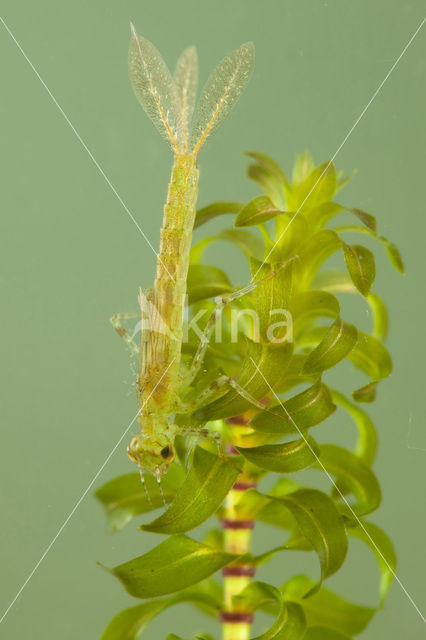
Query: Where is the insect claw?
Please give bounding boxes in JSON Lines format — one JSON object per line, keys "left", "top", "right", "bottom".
{"left": 139, "top": 466, "right": 153, "bottom": 507}
{"left": 156, "top": 467, "right": 166, "bottom": 506}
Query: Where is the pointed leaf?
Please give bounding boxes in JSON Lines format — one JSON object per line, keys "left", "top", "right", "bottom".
{"left": 302, "top": 317, "right": 358, "bottom": 374}
{"left": 235, "top": 436, "right": 319, "bottom": 473}
{"left": 141, "top": 447, "right": 241, "bottom": 533}
{"left": 190, "top": 42, "right": 254, "bottom": 154}
{"left": 95, "top": 465, "right": 185, "bottom": 532}
{"left": 317, "top": 444, "right": 381, "bottom": 516}
{"left": 352, "top": 381, "right": 378, "bottom": 403}
{"left": 342, "top": 243, "right": 376, "bottom": 296}
{"left": 367, "top": 292, "right": 388, "bottom": 341}
{"left": 106, "top": 535, "right": 236, "bottom": 598}
{"left": 334, "top": 225, "right": 404, "bottom": 273}
{"left": 330, "top": 390, "right": 377, "bottom": 465}
{"left": 288, "top": 162, "right": 336, "bottom": 211}
{"left": 129, "top": 26, "right": 182, "bottom": 151}
{"left": 245, "top": 152, "right": 290, "bottom": 188}
{"left": 194, "top": 340, "right": 293, "bottom": 420}
{"left": 348, "top": 521, "right": 396, "bottom": 605}
{"left": 173, "top": 46, "right": 198, "bottom": 148}
{"left": 191, "top": 228, "right": 264, "bottom": 263}
{"left": 349, "top": 207, "right": 377, "bottom": 231}
{"left": 292, "top": 151, "right": 315, "bottom": 185}
{"left": 250, "top": 381, "right": 336, "bottom": 435}
{"left": 100, "top": 586, "right": 220, "bottom": 640}
{"left": 274, "top": 489, "right": 348, "bottom": 587}
{"left": 246, "top": 163, "right": 287, "bottom": 209}
{"left": 234, "top": 582, "right": 306, "bottom": 640}
{"left": 235, "top": 195, "right": 284, "bottom": 227}
{"left": 194, "top": 201, "right": 244, "bottom": 228}
{"left": 187, "top": 264, "right": 233, "bottom": 304}
{"left": 281, "top": 575, "right": 374, "bottom": 635}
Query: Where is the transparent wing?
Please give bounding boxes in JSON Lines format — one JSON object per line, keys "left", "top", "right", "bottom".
{"left": 129, "top": 24, "right": 183, "bottom": 152}
{"left": 189, "top": 42, "right": 255, "bottom": 155}
{"left": 173, "top": 46, "right": 198, "bottom": 151}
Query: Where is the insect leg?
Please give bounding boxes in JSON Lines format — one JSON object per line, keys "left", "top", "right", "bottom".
{"left": 178, "top": 426, "right": 224, "bottom": 457}
{"left": 184, "top": 259, "right": 295, "bottom": 385}
{"left": 110, "top": 312, "right": 140, "bottom": 356}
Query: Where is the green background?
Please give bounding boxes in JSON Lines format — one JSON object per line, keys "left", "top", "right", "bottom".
{"left": 1, "top": 1, "right": 425, "bottom": 638}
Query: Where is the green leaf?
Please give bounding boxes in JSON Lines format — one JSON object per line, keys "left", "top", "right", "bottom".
{"left": 330, "top": 390, "right": 377, "bottom": 466}
{"left": 349, "top": 207, "right": 377, "bottom": 231}
{"left": 334, "top": 225, "right": 404, "bottom": 273}
{"left": 289, "top": 162, "right": 336, "bottom": 212}
{"left": 282, "top": 575, "right": 374, "bottom": 635}
{"left": 250, "top": 381, "right": 336, "bottom": 435}
{"left": 141, "top": 447, "right": 241, "bottom": 533}
{"left": 235, "top": 195, "right": 284, "bottom": 227}
{"left": 342, "top": 243, "right": 376, "bottom": 296}
{"left": 303, "top": 627, "right": 351, "bottom": 640}
{"left": 173, "top": 46, "right": 198, "bottom": 137}
{"left": 348, "top": 521, "right": 396, "bottom": 605}
{"left": 194, "top": 201, "right": 244, "bottom": 228}
{"left": 165, "top": 635, "right": 185, "bottom": 640}
{"left": 187, "top": 264, "right": 233, "bottom": 304}
{"left": 234, "top": 582, "right": 306, "bottom": 640}
{"left": 194, "top": 339, "right": 293, "bottom": 421}
{"left": 292, "top": 151, "right": 315, "bottom": 185}
{"left": 100, "top": 585, "right": 220, "bottom": 640}
{"left": 302, "top": 317, "right": 358, "bottom": 375}
{"left": 292, "top": 291, "right": 340, "bottom": 335}
{"left": 95, "top": 465, "right": 185, "bottom": 532}
{"left": 105, "top": 534, "right": 236, "bottom": 598}
{"left": 191, "top": 228, "right": 264, "bottom": 263}
{"left": 235, "top": 436, "right": 319, "bottom": 473}
{"left": 245, "top": 151, "right": 290, "bottom": 188}
{"left": 348, "top": 332, "right": 392, "bottom": 401}
{"left": 298, "top": 230, "right": 342, "bottom": 285}
{"left": 367, "top": 292, "right": 388, "bottom": 342}
{"left": 352, "top": 381, "right": 378, "bottom": 403}
{"left": 306, "top": 202, "right": 344, "bottom": 228}
{"left": 273, "top": 489, "right": 348, "bottom": 588}
{"left": 317, "top": 444, "right": 381, "bottom": 516}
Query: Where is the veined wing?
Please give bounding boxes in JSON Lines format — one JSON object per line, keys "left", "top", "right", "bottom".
{"left": 173, "top": 46, "right": 198, "bottom": 151}
{"left": 129, "top": 24, "right": 183, "bottom": 153}
{"left": 189, "top": 42, "right": 255, "bottom": 156}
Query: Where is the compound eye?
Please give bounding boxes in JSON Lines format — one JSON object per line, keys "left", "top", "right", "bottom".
{"left": 160, "top": 445, "right": 174, "bottom": 460}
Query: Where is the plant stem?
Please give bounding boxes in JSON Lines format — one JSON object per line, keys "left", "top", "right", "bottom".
{"left": 221, "top": 427, "right": 257, "bottom": 640}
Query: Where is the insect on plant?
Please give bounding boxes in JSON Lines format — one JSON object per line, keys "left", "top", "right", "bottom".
{"left": 112, "top": 25, "right": 262, "bottom": 493}
{"left": 97, "top": 24, "right": 403, "bottom": 640}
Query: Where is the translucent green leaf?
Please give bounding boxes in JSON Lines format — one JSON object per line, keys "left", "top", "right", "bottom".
{"left": 235, "top": 195, "right": 284, "bottom": 227}
{"left": 302, "top": 317, "right": 358, "bottom": 375}
{"left": 141, "top": 447, "right": 241, "bottom": 533}
{"left": 317, "top": 444, "right": 381, "bottom": 516}
{"left": 330, "top": 390, "right": 377, "bottom": 465}
{"left": 105, "top": 535, "right": 236, "bottom": 598}
{"left": 234, "top": 582, "right": 306, "bottom": 640}
{"left": 348, "top": 332, "right": 392, "bottom": 400}
{"left": 282, "top": 575, "right": 374, "bottom": 635}
{"left": 334, "top": 225, "right": 404, "bottom": 273}
{"left": 292, "top": 291, "right": 340, "bottom": 336}
{"left": 250, "top": 256, "right": 296, "bottom": 342}
{"left": 367, "top": 292, "right": 388, "bottom": 342}
{"left": 129, "top": 26, "right": 182, "bottom": 151}
{"left": 348, "top": 521, "right": 396, "bottom": 605}
{"left": 245, "top": 151, "right": 290, "bottom": 188}
{"left": 191, "top": 228, "right": 264, "bottom": 263}
{"left": 352, "top": 381, "right": 378, "bottom": 403}
{"left": 194, "top": 201, "right": 244, "bottom": 228}
{"left": 95, "top": 465, "right": 185, "bottom": 532}
{"left": 292, "top": 151, "right": 315, "bottom": 186}
{"left": 100, "top": 584, "right": 221, "bottom": 640}
{"left": 194, "top": 340, "right": 293, "bottom": 420}
{"left": 190, "top": 42, "right": 255, "bottom": 154}
{"left": 289, "top": 162, "right": 336, "bottom": 212}
{"left": 235, "top": 436, "right": 319, "bottom": 473}
{"left": 299, "top": 230, "right": 342, "bottom": 285}
{"left": 250, "top": 381, "right": 336, "bottom": 434}
{"left": 187, "top": 264, "right": 233, "bottom": 304}
{"left": 173, "top": 46, "right": 198, "bottom": 145}
{"left": 349, "top": 208, "right": 377, "bottom": 231}
{"left": 312, "top": 270, "right": 355, "bottom": 293}
{"left": 342, "top": 243, "right": 376, "bottom": 296}
{"left": 306, "top": 202, "right": 344, "bottom": 228}
{"left": 273, "top": 489, "right": 348, "bottom": 588}
{"left": 303, "top": 627, "right": 351, "bottom": 640}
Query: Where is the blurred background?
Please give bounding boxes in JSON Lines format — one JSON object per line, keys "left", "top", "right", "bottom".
{"left": 1, "top": 1, "right": 425, "bottom": 638}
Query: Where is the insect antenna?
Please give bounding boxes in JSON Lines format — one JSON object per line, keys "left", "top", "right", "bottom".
{"left": 139, "top": 466, "right": 153, "bottom": 507}
{"left": 156, "top": 467, "right": 166, "bottom": 506}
